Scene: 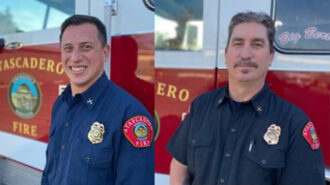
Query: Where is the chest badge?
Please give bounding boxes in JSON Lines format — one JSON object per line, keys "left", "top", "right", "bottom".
{"left": 263, "top": 124, "right": 281, "bottom": 145}
{"left": 88, "top": 122, "right": 105, "bottom": 144}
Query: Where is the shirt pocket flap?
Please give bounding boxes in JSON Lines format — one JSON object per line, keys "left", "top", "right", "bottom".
{"left": 191, "top": 133, "right": 212, "bottom": 147}
{"left": 246, "top": 147, "right": 285, "bottom": 168}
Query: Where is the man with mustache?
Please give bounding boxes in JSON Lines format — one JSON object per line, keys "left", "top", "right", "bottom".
{"left": 167, "top": 11, "right": 325, "bottom": 185}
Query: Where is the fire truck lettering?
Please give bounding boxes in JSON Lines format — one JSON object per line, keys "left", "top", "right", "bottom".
{"left": 0, "top": 57, "right": 63, "bottom": 75}
{"left": 13, "top": 121, "right": 38, "bottom": 137}
{"left": 21, "top": 57, "right": 29, "bottom": 68}
{"left": 56, "top": 63, "right": 64, "bottom": 74}
{"left": 11, "top": 57, "right": 21, "bottom": 68}
{"left": 47, "top": 59, "right": 55, "bottom": 72}
{"left": 167, "top": 85, "right": 177, "bottom": 98}
{"left": 30, "top": 57, "right": 38, "bottom": 69}
{"left": 3, "top": 59, "right": 10, "bottom": 70}
{"left": 157, "top": 82, "right": 166, "bottom": 96}
{"left": 9, "top": 58, "right": 15, "bottom": 69}
{"left": 178, "top": 89, "right": 189, "bottom": 102}
{"left": 156, "top": 82, "right": 190, "bottom": 102}
{"left": 39, "top": 58, "right": 46, "bottom": 70}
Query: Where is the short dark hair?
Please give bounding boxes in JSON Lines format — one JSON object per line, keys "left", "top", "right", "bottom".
{"left": 60, "top": 14, "right": 107, "bottom": 47}
{"left": 226, "top": 11, "right": 275, "bottom": 53}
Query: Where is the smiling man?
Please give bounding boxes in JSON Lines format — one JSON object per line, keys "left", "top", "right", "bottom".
{"left": 167, "top": 11, "right": 325, "bottom": 185}
{"left": 41, "top": 15, "right": 154, "bottom": 185}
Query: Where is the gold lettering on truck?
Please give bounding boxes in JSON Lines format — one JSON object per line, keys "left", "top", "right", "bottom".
{"left": 0, "top": 57, "right": 64, "bottom": 75}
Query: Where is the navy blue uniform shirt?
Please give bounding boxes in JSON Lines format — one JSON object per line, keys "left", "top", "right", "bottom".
{"left": 41, "top": 73, "right": 154, "bottom": 185}
{"left": 167, "top": 83, "right": 325, "bottom": 185}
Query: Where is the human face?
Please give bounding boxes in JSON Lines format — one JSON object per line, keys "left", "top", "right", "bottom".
{"left": 61, "top": 23, "right": 109, "bottom": 94}
{"left": 225, "top": 22, "right": 274, "bottom": 84}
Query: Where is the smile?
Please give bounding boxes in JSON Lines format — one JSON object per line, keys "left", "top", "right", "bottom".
{"left": 70, "top": 66, "right": 87, "bottom": 74}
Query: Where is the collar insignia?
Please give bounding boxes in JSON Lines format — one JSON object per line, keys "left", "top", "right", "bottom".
{"left": 87, "top": 98, "right": 93, "bottom": 105}
{"left": 257, "top": 106, "right": 262, "bottom": 112}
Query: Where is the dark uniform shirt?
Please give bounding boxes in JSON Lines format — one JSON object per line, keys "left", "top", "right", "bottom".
{"left": 167, "top": 83, "right": 325, "bottom": 185}
{"left": 41, "top": 73, "right": 154, "bottom": 185}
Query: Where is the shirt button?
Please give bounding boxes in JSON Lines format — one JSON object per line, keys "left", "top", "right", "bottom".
{"left": 230, "top": 128, "right": 236, "bottom": 133}
{"left": 61, "top": 145, "right": 65, "bottom": 150}
{"left": 261, "top": 159, "right": 267, "bottom": 165}
{"left": 220, "top": 178, "right": 225, "bottom": 184}
{"left": 225, "top": 153, "right": 231, "bottom": 158}
{"left": 58, "top": 167, "right": 61, "bottom": 172}
{"left": 85, "top": 157, "right": 91, "bottom": 163}
{"left": 65, "top": 123, "right": 70, "bottom": 127}
{"left": 191, "top": 139, "right": 196, "bottom": 144}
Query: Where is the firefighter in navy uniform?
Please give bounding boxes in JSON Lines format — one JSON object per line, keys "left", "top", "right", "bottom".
{"left": 167, "top": 12, "right": 325, "bottom": 185}
{"left": 41, "top": 15, "right": 154, "bottom": 185}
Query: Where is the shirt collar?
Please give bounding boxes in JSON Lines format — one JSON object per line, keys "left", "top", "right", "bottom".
{"left": 61, "top": 72, "right": 109, "bottom": 110}
{"left": 217, "top": 83, "right": 270, "bottom": 116}
{"left": 250, "top": 82, "right": 270, "bottom": 116}
{"left": 217, "top": 84, "right": 230, "bottom": 106}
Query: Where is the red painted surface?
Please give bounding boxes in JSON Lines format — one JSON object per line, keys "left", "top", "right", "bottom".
{"left": 0, "top": 44, "right": 68, "bottom": 142}
{"left": 110, "top": 34, "right": 154, "bottom": 115}
{"left": 155, "top": 68, "right": 215, "bottom": 173}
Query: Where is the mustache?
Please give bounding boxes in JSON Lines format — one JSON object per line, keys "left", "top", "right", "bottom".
{"left": 234, "top": 60, "right": 258, "bottom": 68}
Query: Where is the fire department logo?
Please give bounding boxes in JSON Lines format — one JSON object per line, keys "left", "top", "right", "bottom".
{"left": 123, "top": 116, "right": 153, "bottom": 148}
{"left": 133, "top": 123, "right": 148, "bottom": 140}
{"left": 8, "top": 73, "right": 42, "bottom": 119}
{"left": 303, "top": 122, "right": 320, "bottom": 150}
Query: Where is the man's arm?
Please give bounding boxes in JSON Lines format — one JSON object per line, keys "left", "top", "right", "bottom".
{"left": 170, "top": 158, "right": 190, "bottom": 185}
{"left": 278, "top": 121, "right": 326, "bottom": 185}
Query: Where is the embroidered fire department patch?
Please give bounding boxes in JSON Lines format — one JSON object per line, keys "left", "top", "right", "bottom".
{"left": 302, "top": 122, "right": 320, "bottom": 150}
{"left": 123, "top": 116, "right": 153, "bottom": 148}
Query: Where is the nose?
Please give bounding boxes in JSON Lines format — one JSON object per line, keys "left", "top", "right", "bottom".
{"left": 70, "top": 49, "right": 82, "bottom": 63}
{"left": 240, "top": 44, "right": 253, "bottom": 60}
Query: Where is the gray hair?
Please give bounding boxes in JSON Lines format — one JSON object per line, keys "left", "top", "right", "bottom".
{"left": 226, "top": 11, "right": 275, "bottom": 53}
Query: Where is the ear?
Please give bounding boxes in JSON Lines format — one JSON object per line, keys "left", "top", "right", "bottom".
{"left": 103, "top": 45, "right": 110, "bottom": 62}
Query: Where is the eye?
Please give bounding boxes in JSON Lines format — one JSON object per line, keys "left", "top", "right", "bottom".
{"left": 252, "top": 41, "right": 264, "bottom": 48}
{"left": 232, "top": 41, "right": 243, "bottom": 47}
{"left": 62, "top": 46, "right": 73, "bottom": 53}
{"left": 81, "top": 44, "right": 93, "bottom": 51}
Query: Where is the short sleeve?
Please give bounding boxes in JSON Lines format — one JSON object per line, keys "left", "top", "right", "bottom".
{"left": 166, "top": 104, "right": 194, "bottom": 165}
{"left": 278, "top": 110, "right": 326, "bottom": 185}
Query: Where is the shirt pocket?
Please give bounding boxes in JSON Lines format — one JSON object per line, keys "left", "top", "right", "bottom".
{"left": 74, "top": 120, "right": 114, "bottom": 185}
{"left": 245, "top": 147, "right": 285, "bottom": 168}
{"left": 188, "top": 133, "right": 213, "bottom": 175}
{"left": 240, "top": 145, "right": 285, "bottom": 184}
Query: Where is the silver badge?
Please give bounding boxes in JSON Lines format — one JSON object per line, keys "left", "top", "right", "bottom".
{"left": 263, "top": 124, "right": 281, "bottom": 145}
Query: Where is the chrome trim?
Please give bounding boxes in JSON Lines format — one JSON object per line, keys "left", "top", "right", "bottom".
{"left": 5, "top": 42, "right": 23, "bottom": 50}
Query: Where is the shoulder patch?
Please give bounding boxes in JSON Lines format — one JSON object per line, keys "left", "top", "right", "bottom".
{"left": 302, "top": 122, "right": 320, "bottom": 150}
{"left": 123, "top": 116, "right": 153, "bottom": 148}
